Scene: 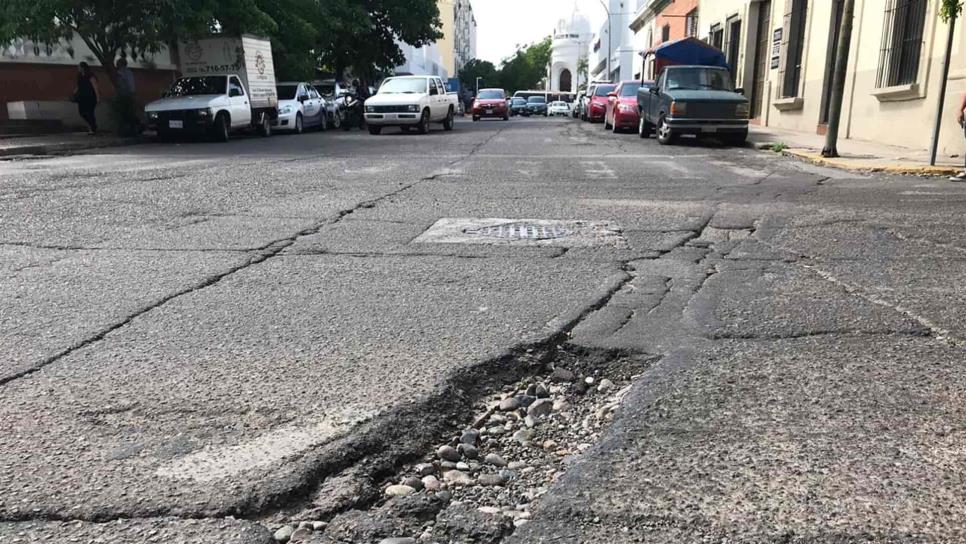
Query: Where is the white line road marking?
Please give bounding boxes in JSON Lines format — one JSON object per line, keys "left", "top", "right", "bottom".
{"left": 580, "top": 160, "right": 617, "bottom": 179}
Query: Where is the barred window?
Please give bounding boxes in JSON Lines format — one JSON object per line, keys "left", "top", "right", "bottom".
{"left": 781, "top": 0, "right": 808, "bottom": 97}
{"left": 710, "top": 24, "right": 724, "bottom": 50}
{"left": 686, "top": 9, "right": 699, "bottom": 38}
{"left": 662, "top": 24, "right": 671, "bottom": 43}
{"left": 876, "top": 0, "right": 927, "bottom": 87}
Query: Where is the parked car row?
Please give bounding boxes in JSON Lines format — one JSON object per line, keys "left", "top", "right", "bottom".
{"left": 574, "top": 65, "right": 750, "bottom": 146}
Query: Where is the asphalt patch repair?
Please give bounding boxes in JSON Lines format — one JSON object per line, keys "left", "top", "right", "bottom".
{"left": 412, "top": 218, "right": 627, "bottom": 248}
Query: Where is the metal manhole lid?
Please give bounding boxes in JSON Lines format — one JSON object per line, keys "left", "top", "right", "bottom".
{"left": 463, "top": 222, "right": 574, "bottom": 240}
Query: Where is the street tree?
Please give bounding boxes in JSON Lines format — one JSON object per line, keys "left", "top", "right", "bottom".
{"left": 498, "top": 37, "right": 551, "bottom": 94}
{"left": 317, "top": 0, "right": 442, "bottom": 83}
{"left": 458, "top": 59, "right": 499, "bottom": 92}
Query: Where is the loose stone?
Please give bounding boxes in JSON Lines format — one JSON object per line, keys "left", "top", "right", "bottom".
{"left": 422, "top": 475, "right": 441, "bottom": 491}
{"left": 401, "top": 476, "right": 423, "bottom": 490}
{"left": 553, "top": 399, "right": 571, "bottom": 412}
{"left": 456, "top": 462, "right": 470, "bottom": 471}
{"left": 379, "top": 538, "right": 417, "bottom": 544}
{"left": 525, "top": 384, "right": 538, "bottom": 396}
{"left": 527, "top": 399, "right": 553, "bottom": 418}
{"left": 499, "top": 397, "right": 520, "bottom": 411}
{"left": 273, "top": 525, "right": 295, "bottom": 543}
{"left": 516, "top": 395, "right": 536, "bottom": 408}
{"left": 289, "top": 528, "right": 312, "bottom": 541}
{"left": 534, "top": 384, "right": 550, "bottom": 398}
{"left": 415, "top": 463, "right": 436, "bottom": 477}
{"left": 550, "top": 368, "right": 575, "bottom": 383}
{"left": 524, "top": 415, "right": 536, "bottom": 428}
{"left": 460, "top": 429, "right": 480, "bottom": 445}
{"left": 512, "top": 429, "right": 535, "bottom": 444}
{"left": 459, "top": 444, "right": 479, "bottom": 459}
{"left": 484, "top": 453, "right": 507, "bottom": 467}
{"left": 311, "top": 522, "right": 327, "bottom": 531}
{"left": 585, "top": 376, "right": 595, "bottom": 385}
{"left": 437, "top": 445, "right": 461, "bottom": 462}
{"left": 478, "top": 506, "right": 502, "bottom": 515}
{"left": 507, "top": 461, "right": 527, "bottom": 470}
{"left": 443, "top": 470, "right": 472, "bottom": 485}
{"left": 478, "top": 473, "right": 507, "bottom": 486}
{"left": 297, "top": 521, "right": 313, "bottom": 530}
{"left": 598, "top": 378, "right": 615, "bottom": 392}
{"left": 385, "top": 484, "right": 416, "bottom": 497}
{"left": 543, "top": 439, "right": 558, "bottom": 450}
{"left": 500, "top": 469, "right": 518, "bottom": 481}
{"left": 440, "top": 460, "right": 458, "bottom": 469}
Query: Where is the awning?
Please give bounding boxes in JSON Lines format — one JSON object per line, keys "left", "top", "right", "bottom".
{"left": 644, "top": 37, "right": 729, "bottom": 69}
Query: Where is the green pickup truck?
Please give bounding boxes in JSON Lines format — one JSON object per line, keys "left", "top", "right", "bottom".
{"left": 637, "top": 65, "right": 750, "bottom": 146}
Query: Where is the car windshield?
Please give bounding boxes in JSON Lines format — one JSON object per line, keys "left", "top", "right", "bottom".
{"left": 167, "top": 77, "right": 226, "bottom": 96}
{"left": 527, "top": 96, "right": 546, "bottom": 104}
{"left": 478, "top": 90, "right": 504, "bottom": 99}
{"left": 594, "top": 85, "right": 616, "bottom": 97}
{"left": 379, "top": 78, "right": 427, "bottom": 94}
{"left": 551, "top": 102, "right": 567, "bottom": 107}
{"left": 620, "top": 84, "right": 641, "bottom": 96}
{"left": 276, "top": 85, "right": 299, "bottom": 100}
{"left": 317, "top": 83, "right": 335, "bottom": 96}
{"left": 666, "top": 69, "right": 735, "bottom": 91}
{"left": 512, "top": 98, "right": 527, "bottom": 105}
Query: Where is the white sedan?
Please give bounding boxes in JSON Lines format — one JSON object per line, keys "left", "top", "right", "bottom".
{"left": 275, "top": 82, "right": 327, "bottom": 133}
{"left": 548, "top": 101, "right": 571, "bottom": 117}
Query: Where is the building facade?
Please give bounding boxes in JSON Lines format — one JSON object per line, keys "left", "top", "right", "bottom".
{"left": 0, "top": 36, "right": 176, "bottom": 125}
{"left": 395, "top": 41, "right": 449, "bottom": 79}
{"left": 700, "top": 0, "right": 966, "bottom": 157}
{"left": 630, "top": 0, "right": 701, "bottom": 80}
{"left": 435, "top": 0, "right": 477, "bottom": 78}
{"left": 589, "top": 0, "right": 639, "bottom": 82}
{"left": 549, "top": 6, "right": 593, "bottom": 92}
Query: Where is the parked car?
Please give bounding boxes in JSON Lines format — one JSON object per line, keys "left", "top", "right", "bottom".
{"left": 363, "top": 75, "right": 458, "bottom": 134}
{"left": 526, "top": 96, "right": 548, "bottom": 116}
{"left": 605, "top": 80, "right": 650, "bottom": 133}
{"left": 637, "top": 65, "right": 750, "bottom": 145}
{"left": 586, "top": 83, "right": 615, "bottom": 123}
{"left": 548, "top": 101, "right": 571, "bottom": 117}
{"left": 275, "top": 82, "right": 327, "bottom": 133}
{"left": 578, "top": 89, "right": 593, "bottom": 121}
{"left": 509, "top": 97, "right": 530, "bottom": 117}
{"left": 145, "top": 36, "right": 278, "bottom": 141}
{"left": 472, "top": 88, "right": 510, "bottom": 121}
{"left": 572, "top": 92, "right": 584, "bottom": 118}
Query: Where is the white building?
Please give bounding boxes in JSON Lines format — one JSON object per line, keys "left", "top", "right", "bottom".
{"left": 588, "top": 0, "right": 638, "bottom": 83}
{"left": 395, "top": 41, "right": 449, "bottom": 80}
{"left": 628, "top": 0, "right": 656, "bottom": 80}
{"left": 549, "top": 5, "right": 593, "bottom": 93}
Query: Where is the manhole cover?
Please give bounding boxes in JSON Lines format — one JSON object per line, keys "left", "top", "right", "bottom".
{"left": 412, "top": 218, "right": 626, "bottom": 248}
{"left": 464, "top": 222, "right": 574, "bottom": 240}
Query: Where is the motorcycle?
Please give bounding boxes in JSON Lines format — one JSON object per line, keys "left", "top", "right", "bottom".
{"left": 339, "top": 92, "right": 366, "bottom": 131}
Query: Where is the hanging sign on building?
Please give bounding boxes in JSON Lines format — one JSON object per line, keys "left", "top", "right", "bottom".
{"left": 771, "top": 28, "right": 782, "bottom": 69}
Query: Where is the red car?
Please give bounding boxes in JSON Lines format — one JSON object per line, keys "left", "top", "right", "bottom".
{"left": 586, "top": 83, "right": 616, "bottom": 123}
{"left": 605, "top": 80, "right": 653, "bottom": 133}
{"left": 472, "top": 88, "right": 510, "bottom": 121}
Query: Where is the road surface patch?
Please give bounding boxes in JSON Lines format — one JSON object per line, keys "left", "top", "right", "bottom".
{"left": 412, "top": 218, "right": 626, "bottom": 248}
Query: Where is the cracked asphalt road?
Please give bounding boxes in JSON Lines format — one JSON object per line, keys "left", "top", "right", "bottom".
{"left": 3, "top": 116, "right": 966, "bottom": 542}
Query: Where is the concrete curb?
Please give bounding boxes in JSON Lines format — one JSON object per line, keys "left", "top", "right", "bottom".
{"left": 750, "top": 140, "right": 960, "bottom": 176}
{"left": 0, "top": 136, "right": 143, "bottom": 157}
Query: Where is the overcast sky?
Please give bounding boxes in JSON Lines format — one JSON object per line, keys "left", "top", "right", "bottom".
{"left": 473, "top": 0, "right": 606, "bottom": 65}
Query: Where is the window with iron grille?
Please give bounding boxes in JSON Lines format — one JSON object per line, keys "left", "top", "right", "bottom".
{"left": 686, "top": 9, "right": 699, "bottom": 38}
{"left": 662, "top": 24, "right": 671, "bottom": 43}
{"left": 876, "top": 0, "right": 927, "bottom": 87}
{"left": 780, "top": 0, "right": 808, "bottom": 97}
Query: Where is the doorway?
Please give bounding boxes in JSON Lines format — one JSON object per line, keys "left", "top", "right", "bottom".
{"left": 726, "top": 18, "right": 743, "bottom": 82}
{"left": 820, "top": 0, "right": 846, "bottom": 125}
{"left": 559, "top": 69, "right": 572, "bottom": 92}
{"left": 750, "top": 0, "right": 772, "bottom": 119}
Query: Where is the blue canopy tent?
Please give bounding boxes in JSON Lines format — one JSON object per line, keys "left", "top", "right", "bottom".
{"left": 643, "top": 37, "right": 729, "bottom": 77}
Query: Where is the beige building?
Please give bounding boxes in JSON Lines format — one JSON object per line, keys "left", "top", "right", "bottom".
{"left": 436, "top": 0, "right": 477, "bottom": 77}
{"left": 700, "top": 0, "right": 966, "bottom": 157}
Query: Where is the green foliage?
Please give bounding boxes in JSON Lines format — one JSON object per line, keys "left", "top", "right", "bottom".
{"left": 456, "top": 37, "right": 552, "bottom": 95}
{"left": 940, "top": 0, "right": 963, "bottom": 22}
{"left": 458, "top": 59, "right": 498, "bottom": 91}
{"left": 770, "top": 142, "right": 789, "bottom": 153}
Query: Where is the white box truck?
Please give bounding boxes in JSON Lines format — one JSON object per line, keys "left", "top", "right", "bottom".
{"left": 145, "top": 35, "right": 278, "bottom": 141}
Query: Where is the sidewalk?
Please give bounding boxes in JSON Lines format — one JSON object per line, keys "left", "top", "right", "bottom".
{"left": 0, "top": 132, "right": 144, "bottom": 157}
{"left": 749, "top": 125, "right": 963, "bottom": 176}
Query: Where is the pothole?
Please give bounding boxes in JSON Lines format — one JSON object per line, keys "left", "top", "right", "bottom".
{"left": 264, "top": 346, "right": 653, "bottom": 544}
{"left": 412, "top": 218, "right": 626, "bottom": 248}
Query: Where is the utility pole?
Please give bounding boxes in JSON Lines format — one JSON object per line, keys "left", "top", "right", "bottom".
{"left": 598, "top": 0, "right": 612, "bottom": 80}
{"left": 475, "top": 76, "right": 481, "bottom": 96}
{"left": 929, "top": 9, "right": 958, "bottom": 166}
{"left": 822, "top": 0, "right": 855, "bottom": 158}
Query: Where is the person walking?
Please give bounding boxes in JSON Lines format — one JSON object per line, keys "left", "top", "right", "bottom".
{"left": 114, "top": 57, "right": 141, "bottom": 135}
{"left": 952, "top": 90, "right": 966, "bottom": 182}
{"left": 74, "top": 62, "right": 99, "bottom": 135}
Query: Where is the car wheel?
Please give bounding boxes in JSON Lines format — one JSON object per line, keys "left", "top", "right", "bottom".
{"left": 212, "top": 112, "right": 230, "bottom": 142}
{"left": 417, "top": 109, "right": 430, "bottom": 134}
{"left": 472, "top": 116, "right": 480, "bottom": 122}
{"left": 319, "top": 113, "right": 328, "bottom": 131}
{"left": 294, "top": 113, "right": 303, "bottom": 134}
{"left": 443, "top": 107, "right": 455, "bottom": 131}
{"left": 257, "top": 113, "right": 272, "bottom": 137}
{"left": 503, "top": 113, "right": 510, "bottom": 121}
{"left": 604, "top": 115, "right": 612, "bottom": 130}
{"left": 331, "top": 111, "right": 342, "bottom": 130}
{"left": 656, "top": 116, "right": 677, "bottom": 145}
{"left": 638, "top": 115, "right": 652, "bottom": 139}
{"left": 368, "top": 125, "right": 382, "bottom": 135}
{"left": 612, "top": 118, "right": 621, "bottom": 134}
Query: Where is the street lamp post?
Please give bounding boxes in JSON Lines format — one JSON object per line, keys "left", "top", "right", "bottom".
{"left": 598, "top": 0, "right": 612, "bottom": 80}
{"left": 475, "top": 77, "right": 482, "bottom": 96}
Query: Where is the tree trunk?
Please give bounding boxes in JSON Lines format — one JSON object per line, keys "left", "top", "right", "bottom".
{"left": 821, "top": 0, "right": 855, "bottom": 158}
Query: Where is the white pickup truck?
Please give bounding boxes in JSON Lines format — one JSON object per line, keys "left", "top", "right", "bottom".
{"left": 145, "top": 35, "right": 278, "bottom": 141}
{"left": 363, "top": 75, "right": 457, "bottom": 135}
